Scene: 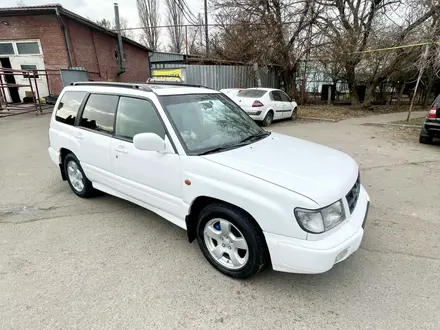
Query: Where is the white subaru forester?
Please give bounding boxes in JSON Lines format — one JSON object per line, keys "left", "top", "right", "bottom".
{"left": 48, "top": 82, "right": 370, "bottom": 279}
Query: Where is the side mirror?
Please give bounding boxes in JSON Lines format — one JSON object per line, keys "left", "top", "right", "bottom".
{"left": 133, "top": 133, "right": 166, "bottom": 152}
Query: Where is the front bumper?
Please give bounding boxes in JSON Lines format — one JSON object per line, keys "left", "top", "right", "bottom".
{"left": 265, "top": 185, "right": 370, "bottom": 274}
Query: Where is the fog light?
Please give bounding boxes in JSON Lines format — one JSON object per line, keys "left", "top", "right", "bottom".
{"left": 335, "top": 249, "right": 348, "bottom": 263}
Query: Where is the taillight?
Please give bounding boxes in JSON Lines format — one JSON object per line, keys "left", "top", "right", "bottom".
{"left": 428, "top": 106, "right": 437, "bottom": 119}
{"left": 252, "top": 100, "right": 264, "bottom": 107}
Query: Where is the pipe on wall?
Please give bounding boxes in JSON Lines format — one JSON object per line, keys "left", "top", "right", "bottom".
{"left": 55, "top": 8, "right": 74, "bottom": 68}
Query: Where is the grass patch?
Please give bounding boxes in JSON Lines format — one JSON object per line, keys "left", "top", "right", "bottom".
{"left": 298, "top": 104, "right": 418, "bottom": 121}
{"left": 392, "top": 117, "right": 425, "bottom": 126}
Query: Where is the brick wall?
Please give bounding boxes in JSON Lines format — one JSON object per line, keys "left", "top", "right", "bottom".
{"left": 0, "top": 14, "right": 68, "bottom": 95}
{"left": 65, "top": 16, "right": 150, "bottom": 84}
{"left": 0, "top": 13, "right": 150, "bottom": 95}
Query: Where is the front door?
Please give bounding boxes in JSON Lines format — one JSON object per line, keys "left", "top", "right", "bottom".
{"left": 70, "top": 93, "right": 118, "bottom": 187}
{"left": 110, "top": 96, "right": 182, "bottom": 220}
{"left": 271, "top": 91, "right": 285, "bottom": 119}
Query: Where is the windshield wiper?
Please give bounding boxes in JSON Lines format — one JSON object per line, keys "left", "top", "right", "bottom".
{"left": 238, "top": 131, "right": 271, "bottom": 144}
{"left": 198, "top": 131, "right": 271, "bottom": 156}
{"left": 198, "top": 144, "right": 240, "bottom": 155}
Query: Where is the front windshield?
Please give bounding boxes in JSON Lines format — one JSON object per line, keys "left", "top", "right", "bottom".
{"left": 160, "top": 93, "right": 266, "bottom": 154}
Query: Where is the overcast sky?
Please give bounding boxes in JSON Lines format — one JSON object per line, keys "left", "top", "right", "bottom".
{"left": 2, "top": 0, "right": 206, "bottom": 50}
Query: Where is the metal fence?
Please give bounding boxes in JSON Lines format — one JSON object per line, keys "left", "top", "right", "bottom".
{"left": 151, "top": 63, "right": 280, "bottom": 90}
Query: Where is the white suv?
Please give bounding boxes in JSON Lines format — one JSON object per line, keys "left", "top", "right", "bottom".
{"left": 48, "top": 82, "right": 370, "bottom": 279}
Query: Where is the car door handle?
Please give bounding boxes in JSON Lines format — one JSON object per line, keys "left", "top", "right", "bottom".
{"left": 115, "top": 145, "right": 128, "bottom": 154}
{"left": 74, "top": 133, "right": 84, "bottom": 140}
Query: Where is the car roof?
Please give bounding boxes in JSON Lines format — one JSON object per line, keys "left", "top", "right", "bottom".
{"left": 243, "top": 87, "right": 279, "bottom": 92}
{"left": 66, "top": 82, "right": 218, "bottom": 96}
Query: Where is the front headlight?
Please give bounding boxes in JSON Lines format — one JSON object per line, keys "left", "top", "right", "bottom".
{"left": 295, "top": 200, "right": 346, "bottom": 234}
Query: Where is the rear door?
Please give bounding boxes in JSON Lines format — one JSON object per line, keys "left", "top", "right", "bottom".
{"left": 70, "top": 93, "right": 118, "bottom": 188}
{"left": 270, "top": 91, "right": 285, "bottom": 119}
{"left": 279, "top": 91, "right": 294, "bottom": 118}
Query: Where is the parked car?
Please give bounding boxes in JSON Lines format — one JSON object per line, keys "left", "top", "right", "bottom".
{"left": 48, "top": 82, "right": 370, "bottom": 279}
{"left": 419, "top": 94, "right": 440, "bottom": 144}
{"left": 219, "top": 88, "right": 243, "bottom": 100}
{"left": 234, "top": 88, "right": 298, "bottom": 126}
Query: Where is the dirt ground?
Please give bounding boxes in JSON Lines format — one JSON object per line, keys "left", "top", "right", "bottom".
{"left": 0, "top": 112, "right": 439, "bottom": 329}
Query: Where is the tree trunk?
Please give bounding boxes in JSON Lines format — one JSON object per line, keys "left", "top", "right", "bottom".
{"left": 362, "top": 83, "right": 375, "bottom": 108}
{"left": 396, "top": 83, "right": 405, "bottom": 111}
{"left": 423, "top": 71, "right": 434, "bottom": 108}
{"left": 282, "top": 67, "right": 297, "bottom": 100}
{"left": 346, "top": 65, "right": 360, "bottom": 106}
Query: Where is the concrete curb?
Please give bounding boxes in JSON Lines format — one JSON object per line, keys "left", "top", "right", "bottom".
{"left": 298, "top": 116, "right": 339, "bottom": 123}
{"left": 362, "top": 122, "right": 422, "bottom": 128}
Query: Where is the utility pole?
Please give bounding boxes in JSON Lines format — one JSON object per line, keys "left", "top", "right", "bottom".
{"left": 204, "top": 0, "right": 209, "bottom": 55}
{"left": 114, "top": 3, "right": 125, "bottom": 75}
{"left": 407, "top": 45, "right": 429, "bottom": 121}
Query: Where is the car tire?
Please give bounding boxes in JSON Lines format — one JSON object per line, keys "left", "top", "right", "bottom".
{"left": 291, "top": 107, "right": 298, "bottom": 121}
{"left": 196, "top": 203, "right": 269, "bottom": 279}
{"left": 419, "top": 134, "right": 433, "bottom": 144}
{"left": 262, "top": 111, "right": 273, "bottom": 127}
{"left": 64, "top": 153, "right": 95, "bottom": 198}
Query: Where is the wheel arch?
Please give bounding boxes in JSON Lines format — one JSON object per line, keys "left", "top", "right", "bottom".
{"left": 185, "top": 196, "right": 265, "bottom": 245}
{"left": 59, "top": 147, "right": 74, "bottom": 181}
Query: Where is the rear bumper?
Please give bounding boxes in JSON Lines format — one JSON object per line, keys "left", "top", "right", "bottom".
{"left": 48, "top": 147, "right": 60, "bottom": 165}
{"left": 265, "top": 186, "right": 370, "bottom": 274}
{"left": 423, "top": 121, "right": 440, "bottom": 136}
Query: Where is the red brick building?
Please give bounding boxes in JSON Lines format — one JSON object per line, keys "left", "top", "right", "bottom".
{"left": 0, "top": 4, "right": 151, "bottom": 101}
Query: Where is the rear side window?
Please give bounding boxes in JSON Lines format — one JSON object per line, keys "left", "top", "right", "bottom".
{"left": 115, "top": 97, "right": 165, "bottom": 141}
{"left": 271, "top": 91, "right": 282, "bottom": 101}
{"left": 239, "top": 90, "right": 267, "bottom": 98}
{"left": 79, "top": 94, "right": 119, "bottom": 134}
{"left": 55, "top": 91, "right": 86, "bottom": 126}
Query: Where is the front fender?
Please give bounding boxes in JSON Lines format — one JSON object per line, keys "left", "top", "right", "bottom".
{"left": 181, "top": 156, "right": 313, "bottom": 239}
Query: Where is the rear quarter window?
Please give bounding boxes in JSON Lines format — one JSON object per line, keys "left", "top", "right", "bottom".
{"left": 55, "top": 91, "right": 87, "bottom": 125}
{"left": 238, "top": 90, "right": 267, "bottom": 98}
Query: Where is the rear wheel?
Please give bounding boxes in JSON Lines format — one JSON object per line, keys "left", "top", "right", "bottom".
{"left": 419, "top": 134, "right": 433, "bottom": 144}
{"left": 196, "top": 204, "right": 269, "bottom": 279}
{"left": 64, "top": 153, "right": 95, "bottom": 198}
{"left": 262, "top": 111, "right": 273, "bottom": 127}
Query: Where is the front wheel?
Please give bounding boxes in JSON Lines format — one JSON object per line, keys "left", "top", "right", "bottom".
{"left": 196, "top": 204, "right": 269, "bottom": 279}
{"left": 291, "top": 107, "right": 298, "bottom": 120}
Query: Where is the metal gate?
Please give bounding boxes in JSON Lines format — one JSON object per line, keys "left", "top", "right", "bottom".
{"left": 60, "top": 68, "right": 89, "bottom": 87}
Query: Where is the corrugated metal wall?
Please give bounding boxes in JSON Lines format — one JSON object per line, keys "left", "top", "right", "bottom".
{"left": 151, "top": 63, "right": 280, "bottom": 90}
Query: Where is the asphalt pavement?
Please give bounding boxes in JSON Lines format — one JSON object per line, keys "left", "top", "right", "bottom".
{"left": 1, "top": 112, "right": 439, "bottom": 329}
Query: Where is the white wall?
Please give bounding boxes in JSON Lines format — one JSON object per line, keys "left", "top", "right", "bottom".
{"left": 0, "top": 39, "right": 49, "bottom": 103}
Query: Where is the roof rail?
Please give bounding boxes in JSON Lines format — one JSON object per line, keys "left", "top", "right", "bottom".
{"left": 145, "top": 81, "right": 212, "bottom": 89}
{"left": 70, "top": 81, "right": 153, "bottom": 91}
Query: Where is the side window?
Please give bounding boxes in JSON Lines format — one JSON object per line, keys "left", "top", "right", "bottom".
{"left": 55, "top": 91, "right": 86, "bottom": 126}
{"left": 115, "top": 97, "right": 165, "bottom": 141}
{"left": 272, "top": 91, "right": 282, "bottom": 101}
{"left": 79, "top": 94, "right": 118, "bottom": 134}
{"left": 280, "top": 92, "right": 291, "bottom": 102}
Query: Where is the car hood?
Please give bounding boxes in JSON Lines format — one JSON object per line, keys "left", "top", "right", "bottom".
{"left": 202, "top": 132, "right": 359, "bottom": 207}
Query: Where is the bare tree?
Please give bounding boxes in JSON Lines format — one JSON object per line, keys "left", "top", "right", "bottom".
{"left": 165, "top": 0, "right": 184, "bottom": 53}
{"left": 16, "top": 0, "right": 26, "bottom": 6}
{"left": 137, "top": 0, "right": 160, "bottom": 50}
{"left": 95, "top": 18, "right": 113, "bottom": 30}
{"left": 211, "top": 0, "right": 320, "bottom": 97}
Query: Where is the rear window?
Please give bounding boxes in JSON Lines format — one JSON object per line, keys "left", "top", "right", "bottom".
{"left": 238, "top": 90, "right": 267, "bottom": 98}
{"left": 55, "top": 91, "right": 86, "bottom": 126}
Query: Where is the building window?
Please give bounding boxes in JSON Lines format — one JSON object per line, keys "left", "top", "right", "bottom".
{"left": 0, "top": 43, "right": 14, "bottom": 55}
{"left": 16, "top": 42, "right": 40, "bottom": 55}
{"left": 21, "top": 65, "right": 39, "bottom": 78}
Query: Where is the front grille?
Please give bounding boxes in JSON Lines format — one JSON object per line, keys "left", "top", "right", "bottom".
{"left": 346, "top": 174, "right": 361, "bottom": 213}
